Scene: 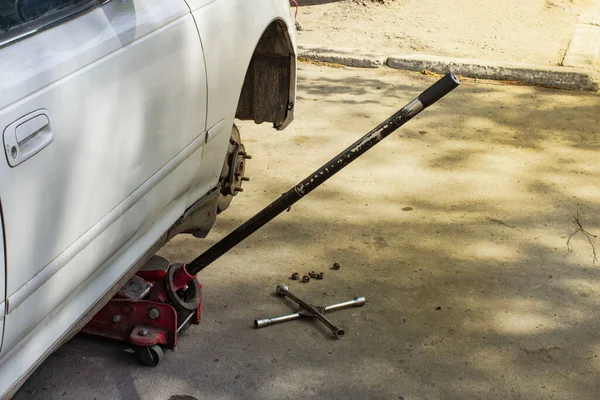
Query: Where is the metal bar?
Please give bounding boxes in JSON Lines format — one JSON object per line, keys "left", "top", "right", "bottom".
{"left": 177, "top": 311, "right": 196, "bottom": 333}
{"left": 254, "top": 312, "right": 301, "bottom": 329}
{"left": 185, "top": 73, "right": 460, "bottom": 276}
{"left": 276, "top": 284, "right": 345, "bottom": 338}
{"left": 254, "top": 296, "right": 366, "bottom": 329}
{"left": 323, "top": 296, "right": 366, "bottom": 312}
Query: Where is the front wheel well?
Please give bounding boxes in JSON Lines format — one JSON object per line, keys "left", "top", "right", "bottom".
{"left": 235, "top": 20, "right": 295, "bottom": 130}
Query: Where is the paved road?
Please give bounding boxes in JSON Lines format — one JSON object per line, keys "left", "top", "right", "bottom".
{"left": 16, "top": 64, "right": 600, "bottom": 400}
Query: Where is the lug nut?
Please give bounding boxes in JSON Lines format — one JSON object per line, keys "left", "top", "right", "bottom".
{"left": 243, "top": 154, "right": 252, "bottom": 159}
{"left": 308, "top": 271, "right": 317, "bottom": 279}
{"left": 139, "top": 329, "right": 149, "bottom": 337}
{"left": 241, "top": 177, "right": 250, "bottom": 181}
{"left": 235, "top": 187, "right": 244, "bottom": 192}
{"left": 332, "top": 263, "right": 341, "bottom": 270}
{"left": 112, "top": 314, "right": 122, "bottom": 323}
{"left": 316, "top": 272, "right": 324, "bottom": 280}
{"left": 302, "top": 275, "right": 310, "bottom": 283}
{"left": 291, "top": 272, "right": 300, "bottom": 280}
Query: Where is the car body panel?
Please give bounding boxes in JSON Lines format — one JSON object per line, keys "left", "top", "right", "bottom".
{"left": 0, "top": 0, "right": 295, "bottom": 397}
{"left": 0, "top": 0, "right": 207, "bottom": 386}
{"left": 183, "top": 0, "right": 297, "bottom": 205}
{"left": 186, "top": 0, "right": 296, "bottom": 129}
{"left": 0, "top": 189, "right": 189, "bottom": 399}
{"left": 1, "top": 0, "right": 206, "bottom": 302}
{"left": 0, "top": 207, "right": 5, "bottom": 353}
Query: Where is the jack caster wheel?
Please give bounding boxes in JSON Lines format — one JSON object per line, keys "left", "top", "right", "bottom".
{"left": 137, "top": 345, "right": 164, "bottom": 367}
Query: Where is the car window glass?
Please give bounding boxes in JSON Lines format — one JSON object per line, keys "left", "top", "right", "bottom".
{"left": 0, "top": 1, "right": 19, "bottom": 31}
{"left": 1, "top": 0, "right": 99, "bottom": 37}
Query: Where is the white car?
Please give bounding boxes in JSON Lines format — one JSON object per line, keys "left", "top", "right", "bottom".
{"left": 0, "top": 0, "right": 296, "bottom": 397}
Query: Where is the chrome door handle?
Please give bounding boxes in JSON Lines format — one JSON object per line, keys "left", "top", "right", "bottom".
{"left": 3, "top": 109, "right": 54, "bottom": 167}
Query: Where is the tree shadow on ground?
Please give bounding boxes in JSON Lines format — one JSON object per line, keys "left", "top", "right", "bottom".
{"left": 16, "top": 63, "right": 600, "bottom": 400}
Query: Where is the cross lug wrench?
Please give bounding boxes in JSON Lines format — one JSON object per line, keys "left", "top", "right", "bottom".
{"left": 254, "top": 284, "right": 366, "bottom": 338}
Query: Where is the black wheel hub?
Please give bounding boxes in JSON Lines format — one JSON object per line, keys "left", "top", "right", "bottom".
{"left": 217, "top": 125, "right": 250, "bottom": 213}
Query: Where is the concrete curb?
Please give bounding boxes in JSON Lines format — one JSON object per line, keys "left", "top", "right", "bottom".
{"left": 387, "top": 55, "right": 599, "bottom": 91}
{"left": 298, "top": 45, "right": 385, "bottom": 68}
{"left": 562, "top": 9, "right": 600, "bottom": 70}
{"left": 298, "top": 45, "right": 599, "bottom": 92}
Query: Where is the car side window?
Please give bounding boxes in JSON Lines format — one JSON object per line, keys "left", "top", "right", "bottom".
{"left": 0, "top": 1, "right": 19, "bottom": 31}
{"left": 0, "top": 0, "right": 103, "bottom": 46}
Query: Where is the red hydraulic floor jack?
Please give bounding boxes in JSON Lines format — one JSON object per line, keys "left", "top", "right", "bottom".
{"left": 80, "top": 73, "right": 460, "bottom": 366}
{"left": 81, "top": 264, "right": 201, "bottom": 366}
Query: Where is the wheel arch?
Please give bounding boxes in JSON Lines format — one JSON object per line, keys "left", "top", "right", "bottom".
{"left": 235, "top": 18, "right": 296, "bottom": 130}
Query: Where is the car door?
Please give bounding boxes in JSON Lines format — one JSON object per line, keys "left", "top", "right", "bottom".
{"left": 0, "top": 0, "right": 207, "bottom": 355}
{"left": 0, "top": 206, "right": 5, "bottom": 353}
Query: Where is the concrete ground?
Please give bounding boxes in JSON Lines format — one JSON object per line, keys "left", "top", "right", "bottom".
{"left": 298, "top": 0, "right": 597, "bottom": 65}
{"left": 17, "top": 63, "right": 600, "bottom": 400}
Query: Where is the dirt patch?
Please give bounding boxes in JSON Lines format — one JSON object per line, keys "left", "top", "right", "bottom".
{"left": 296, "top": 0, "right": 597, "bottom": 65}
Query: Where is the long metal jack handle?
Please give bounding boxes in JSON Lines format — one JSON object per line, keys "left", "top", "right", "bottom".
{"left": 184, "top": 73, "right": 460, "bottom": 276}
